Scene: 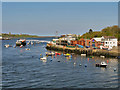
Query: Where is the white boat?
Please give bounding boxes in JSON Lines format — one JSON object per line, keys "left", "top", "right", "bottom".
{"left": 31, "top": 42, "right": 33, "bottom": 45}
{"left": 4, "top": 44, "right": 9, "bottom": 48}
{"left": 81, "top": 54, "right": 86, "bottom": 56}
{"left": 100, "top": 62, "right": 107, "bottom": 67}
{"left": 100, "top": 55, "right": 105, "bottom": 58}
{"left": 16, "top": 39, "right": 26, "bottom": 46}
{"left": 96, "top": 62, "right": 107, "bottom": 67}
{"left": 40, "top": 56, "right": 47, "bottom": 60}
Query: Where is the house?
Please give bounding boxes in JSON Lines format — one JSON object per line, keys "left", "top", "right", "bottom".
{"left": 71, "top": 40, "right": 77, "bottom": 45}
{"left": 77, "top": 38, "right": 85, "bottom": 46}
{"left": 101, "top": 36, "right": 117, "bottom": 48}
{"left": 85, "top": 38, "right": 102, "bottom": 49}
{"left": 58, "top": 34, "right": 76, "bottom": 46}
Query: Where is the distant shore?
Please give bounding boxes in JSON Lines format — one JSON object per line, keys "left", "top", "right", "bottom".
{"left": 1, "top": 33, "right": 58, "bottom": 39}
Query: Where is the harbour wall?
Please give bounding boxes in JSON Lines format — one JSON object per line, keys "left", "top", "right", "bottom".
{"left": 46, "top": 44, "right": 119, "bottom": 58}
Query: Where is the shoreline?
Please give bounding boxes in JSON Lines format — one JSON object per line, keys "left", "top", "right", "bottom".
{"left": 46, "top": 44, "right": 119, "bottom": 58}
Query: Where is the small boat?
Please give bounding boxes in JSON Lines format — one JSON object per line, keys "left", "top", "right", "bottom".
{"left": 16, "top": 39, "right": 26, "bottom": 46}
{"left": 31, "top": 42, "right": 33, "bottom": 45}
{"left": 27, "top": 41, "right": 30, "bottom": 45}
{"left": 4, "top": 44, "right": 9, "bottom": 48}
{"left": 90, "top": 56, "right": 94, "bottom": 58}
{"left": 55, "top": 52, "right": 61, "bottom": 55}
{"left": 96, "top": 62, "right": 107, "bottom": 67}
{"left": 64, "top": 53, "right": 71, "bottom": 57}
{"left": 25, "top": 48, "right": 30, "bottom": 50}
{"left": 46, "top": 52, "right": 55, "bottom": 56}
{"left": 100, "top": 55, "right": 105, "bottom": 58}
{"left": 40, "top": 56, "right": 47, "bottom": 60}
{"left": 81, "top": 54, "right": 86, "bottom": 56}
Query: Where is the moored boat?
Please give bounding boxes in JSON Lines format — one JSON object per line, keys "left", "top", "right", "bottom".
{"left": 64, "top": 53, "right": 71, "bottom": 57}
{"left": 96, "top": 62, "right": 107, "bottom": 67}
{"left": 46, "top": 52, "right": 55, "bottom": 56}
{"left": 40, "top": 56, "right": 47, "bottom": 60}
{"left": 16, "top": 39, "right": 26, "bottom": 46}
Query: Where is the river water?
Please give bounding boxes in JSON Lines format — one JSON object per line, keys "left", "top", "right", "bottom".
{"left": 2, "top": 38, "right": 119, "bottom": 89}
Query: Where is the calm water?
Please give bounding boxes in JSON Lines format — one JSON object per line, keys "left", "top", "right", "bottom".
{"left": 2, "top": 38, "right": 119, "bottom": 89}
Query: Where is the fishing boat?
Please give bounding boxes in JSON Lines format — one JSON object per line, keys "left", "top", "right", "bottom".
{"left": 96, "top": 62, "right": 107, "bottom": 67}
{"left": 16, "top": 39, "right": 26, "bottom": 46}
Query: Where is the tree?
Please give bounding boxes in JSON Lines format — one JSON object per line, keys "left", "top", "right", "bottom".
{"left": 89, "top": 29, "right": 93, "bottom": 33}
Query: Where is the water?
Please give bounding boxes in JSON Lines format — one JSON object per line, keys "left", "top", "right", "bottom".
{"left": 2, "top": 38, "right": 119, "bottom": 89}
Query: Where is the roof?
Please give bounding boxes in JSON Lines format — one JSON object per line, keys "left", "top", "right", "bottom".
{"left": 93, "top": 37, "right": 102, "bottom": 41}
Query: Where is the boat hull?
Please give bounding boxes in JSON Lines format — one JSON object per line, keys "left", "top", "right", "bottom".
{"left": 96, "top": 64, "right": 107, "bottom": 67}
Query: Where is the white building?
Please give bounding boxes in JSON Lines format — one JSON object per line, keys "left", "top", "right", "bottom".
{"left": 101, "top": 36, "right": 117, "bottom": 48}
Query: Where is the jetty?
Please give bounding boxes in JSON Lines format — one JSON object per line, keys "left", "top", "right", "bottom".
{"left": 46, "top": 44, "right": 119, "bottom": 58}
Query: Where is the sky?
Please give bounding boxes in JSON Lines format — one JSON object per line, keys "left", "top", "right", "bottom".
{"left": 2, "top": 2, "right": 118, "bottom": 36}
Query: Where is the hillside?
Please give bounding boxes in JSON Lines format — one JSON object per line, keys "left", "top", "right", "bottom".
{"left": 80, "top": 25, "right": 120, "bottom": 41}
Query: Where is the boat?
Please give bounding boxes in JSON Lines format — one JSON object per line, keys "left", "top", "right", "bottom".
{"left": 40, "top": 56, "right": 47, "bottom": 60}
{"left": 27, "top": 41, "right": 30, "bottom": 45}
{"left": 81, "top": 54, "right": 86, "bottom": 56}
{"left": 4, "top": 44, "right": 10, "bottom": 48}
{"left": 90, "top": 56, "right": 94, "bottom": 58}
{"left": 25, "top": 48, "right": 30, "bottom": 50}
{"left": 31, "top": 42, "right": 33, "bottom": 45}
{"left": 16, "top": 39, "right": 26, "bottom": 46}
{"left": 64, "top": 53, "right": 71, "bottom": 57}
{"left": 46, "top": 52, "right": 55, "bottom": 56}
{"left": 96, "top": 62, "right": 107, "bottom": 67}
{"left": 55, "top": 52, "right": 61, "bottom": 55}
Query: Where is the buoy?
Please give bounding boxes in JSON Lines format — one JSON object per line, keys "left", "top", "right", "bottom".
{"left": 79, "top": 64, "right": 82, "bottom": 66}
{"left": 85, "top": 64, "right": 87, "bottom": 67}
{"left": 107, "top": 60, "right": 109, "bottom": 63}
{"left": 74, "top": 62, "right": 76, "bottom": 65}
{"left": 88, "top": 58, "right": 89, "bottom": 61}
{"left": 40, "top": 54, "right": 42, "bottom": 56}
{"left": 114, "top": 68, "right": 117, "bottom": 71}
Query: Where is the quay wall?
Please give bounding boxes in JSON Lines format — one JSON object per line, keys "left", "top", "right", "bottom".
{"left": 46, "top": 44, "right": 119, "bottom": 58}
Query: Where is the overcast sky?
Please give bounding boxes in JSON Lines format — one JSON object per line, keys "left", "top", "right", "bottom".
{"left": 2, "top": 2, "right": 118, "bottom": 36}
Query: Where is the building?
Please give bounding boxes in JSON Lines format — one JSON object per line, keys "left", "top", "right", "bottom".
{"left": 77, "top": 38, "right": 85, "bottom": 46}
{"left": 101, "top": 36, "right": 117, "bottom": 48}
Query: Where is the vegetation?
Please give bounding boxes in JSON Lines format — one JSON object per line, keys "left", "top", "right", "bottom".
{"left": 79, "top": 25, "right": 120, "bottom": 40}
{"left": 2, "top": 33, "right": 39, "bottom": 38}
